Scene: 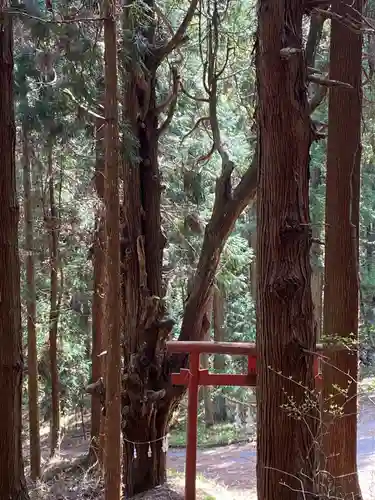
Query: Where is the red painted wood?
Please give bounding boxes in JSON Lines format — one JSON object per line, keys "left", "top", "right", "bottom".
{"left": 171, "top": 371, "right": 256, "bottom": 387}
{"left": 167, "top": 340, "right": 256, "bottom": 355}
{"left": 185, "top": 352, "right": 200, "bottom": 500}
{"left": 248, "top": 354, "right": 256, "bottom": 374}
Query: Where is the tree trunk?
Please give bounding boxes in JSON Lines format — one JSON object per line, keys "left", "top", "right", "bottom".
{"left": 201, "top": 292, "right": 214, "bottom": 428}
{"left": 89, "top": 111, "right": 106, "bottom": 464}
{"left": 0, "top": 6, "right": 29, "bottom": 497}
{"left": 311, "top": 166, "right": 323, "bottom": 340}
{"left": 46, "top": 141, "right": 61, "bottom": 457}
{"left": 23, "top": 126, "right": 41, "bottom": 480}
{"left": 213, "top": 284, "right": 227, "bottom": 422}
{"left": 256, "top": 1, "right": 316, "bottom": 499}
{"left": 120, "top": 2, "right": 170, "bottom": 496}
{"left": 322, "top": 0, "right": 363, "bottom": 496}
{"left": 103, "top": 2, "right": 122, "bottom": 498}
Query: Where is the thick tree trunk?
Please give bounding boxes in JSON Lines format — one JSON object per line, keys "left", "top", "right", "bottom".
{"left": 47, "top": 141, "right": 60, "bottom": 457}
{"left": 0, "top": 6, "right": 29, "bottom": 497}
{"left": 322, "top": 0, "right": 363, "bottom": 496}
{"left": 89, "top": 113, "right": 106, "bottom": 464}
{"left": 120, "top": 2, "right": 172, "bottom": 496}
{"left": 256, "top": 1, "right": 316, "bottom": 499}
{"left": 103, "top": 2, "right": 122, "bottom": 498}
{"left": 23, "top": 126, "right": 41, "bottom": 480}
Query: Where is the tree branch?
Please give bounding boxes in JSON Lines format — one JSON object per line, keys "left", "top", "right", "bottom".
{"left": 154, "top": 0, "right": 199, "bottom": 64}
{"left": 157, "top": 68, "right": 180, "bottom": 137}
{"left": 309, "top": 84, "right": 327, "bottom": 113}
{"left": 180, "top": 81, "right": 209, "bottom": 102}
{"left": 307, "top": 74, "right": 353, "bottom": 89}
{"left": 181, "top": 116, "right": 210, "bottom": 143}
{"left": 62, "top": 88, "right": 104, "bottom": 120}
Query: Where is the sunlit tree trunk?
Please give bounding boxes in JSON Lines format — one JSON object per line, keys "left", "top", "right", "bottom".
{"left": 322, "top": 0, "right": 363, "bottom": 496}
{"left": 103, "top": 1, "right": 122, "bottom": 497}
{"left": 46, "top": 141, "right": 61, "bottom": 456}
{"left": 257, "top": 1, "right": 316, "bottom": 498}
{"left": 23, "top": 126, "right": 41, "bottom": 480}
{"left": 0, "top": 5, "right": 29, "bottom": 496}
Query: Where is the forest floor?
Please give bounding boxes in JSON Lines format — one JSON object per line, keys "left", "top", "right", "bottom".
{"left": 24, "top": 387, "right": 375, "bottom": 499}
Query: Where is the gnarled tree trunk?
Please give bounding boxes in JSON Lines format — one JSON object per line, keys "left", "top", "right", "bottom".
{"left": 0, "top": 5, "right": 29, "bottom": 497}
{"left": 322, "top": 0, "right": 363, "bottom": 496}
{"left": 23, "top": 126, "right": 41, "bottom": 480}
{"left": 256, "top": 1, "right": 316, "bottom": 499}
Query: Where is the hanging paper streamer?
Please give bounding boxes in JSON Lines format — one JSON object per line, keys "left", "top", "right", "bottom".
{"left": 148, "top": 444, "right": 152, "bottom": 457}
{"left": 133, "top": 446, "right": 137, "bottom": 459}
{"left": 162, "top": 434, "right": 169, "bottom": 453}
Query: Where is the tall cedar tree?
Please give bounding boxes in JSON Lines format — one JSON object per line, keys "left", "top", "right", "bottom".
{"left": 0, "top": 3, "right": 29, "bottom": 498}
{"left": 23, "top": 126, "right": 41, "bottom": 479}
{"left": 47, "top": 140, "right": 61, "bottom": 456}
{"left": 89, "top": 111, "right": 106, "bottom": 464}
{"left": 256, "top": 1, "right": 316, "bottom": 499}
{"left": 103, "top": 0, "right": 121, "bottom": 497}
{"left": 322, "top": 0, "right": 363, "bottom": 496}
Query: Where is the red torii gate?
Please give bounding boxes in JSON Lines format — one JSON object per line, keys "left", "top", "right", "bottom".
{"left": 167, "top": 341, "right": 323, "bottom": 500}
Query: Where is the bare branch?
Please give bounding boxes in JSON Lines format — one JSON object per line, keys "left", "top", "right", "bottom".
{"left": 309, "top": 84, "right": 327, "bottom": 113}
{"left": 312, "top": 7, "right": 363, "bottom": 33}
{"left": 180, "top": 81, "right": 209, "bottom": 102}
{"left": 155, "top": 67, "right": 180, "bottom": 114}
{"left": 181, "top": 116, "right": 210, "bottom": 143}
{"left": 307, "top": 74, "right": 353, "bottom": 89}
{"left": 62, "top": 88, "right": 104, "bottom": 120}
{"left": 157, "top": 68, "right": 180, "bottom": 137}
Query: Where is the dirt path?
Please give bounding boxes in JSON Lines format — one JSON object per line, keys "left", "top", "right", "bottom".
{"left": 168, "top": 398, "right": 375, "bottom": 498}
{"left": 30, "top": 397, "right": 375, "bottom": 499}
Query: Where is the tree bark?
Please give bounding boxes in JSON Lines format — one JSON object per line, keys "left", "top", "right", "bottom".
{"left": 103, "top": 1, "right": 122, "bottom": 498}
{"left": 311, "top": 167, "right": 323, "bottom": 340}
{"left": 322, "top": 0, "right": 363, "bottom": 496}
{"left": 23, "top": 126, "right": 41, "bottom": 480}
{"left": 0, "top": 5, "right": 29, "bottom": 497}
{"left": 256, "top": 1, "right": 316, "bottom": 499}
{"left": 89, "top": 112, "right": 106, "bottom": 465}
{"left": 46, "top": 141, "right": 60, "bottom": 457}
